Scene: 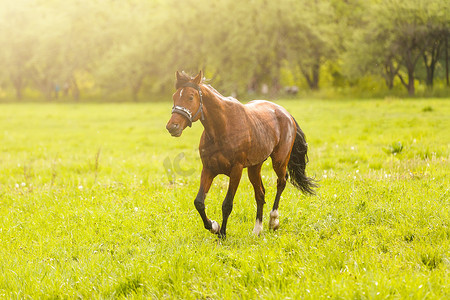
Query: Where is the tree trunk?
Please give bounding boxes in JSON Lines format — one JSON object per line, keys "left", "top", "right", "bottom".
{"left": 423, "top": 39, "right": 441, "bottom": 88}
{"left": 383, "top": 60, "right": 400, "bottom": 90}
{"left": 12, "top": 75, "right": 24, "bottom": 100}
{"left": 300, "top": 61, "right": 320, "bottom": 90}
{"left": 425, "top": 64, "right": 435, "bottom": 88}
{"left": 132, "top": 84, "right": 140, "bottom": 102}
{"left": 71, "top": 77, "right": 80, "bottom": 101}
{"left": 384, "top": 77, "right": 394, "bottom": 90}
{"left": 131, "top": 76, "right": 143, "bottom": 102}
{"left": 407, "top": 67, "right": 415, "bottom": 96}
{"left": 397, "top": 68, "right": 415, "bottom": 96}
{"left": 311, "top": 63, "right": 320, "bottom": 90}
{"left": 16, "top": 87, "right": 22, "bottom": 100}
{"left": 398, "top": 46, "right": 421, "bottom": 96}
{"left": 446, "top": 35, "right": 449, "bottom": 87}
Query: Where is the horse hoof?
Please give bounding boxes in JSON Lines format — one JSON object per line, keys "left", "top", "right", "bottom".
{"left": 210, "top": 220, "right": 220, "bottom": 234}
{"left": 252, "top": 219, "right": 263, "bottom": 236}
{"left": 269, "top": 219, "right": 280, "bottom": 230}
{"left": 269, "top": 210, "right": 280, "bottom": 230}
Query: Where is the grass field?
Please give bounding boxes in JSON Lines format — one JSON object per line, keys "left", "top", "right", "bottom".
{"left": 0, "top": 98, "right": 449, "bottom": 299}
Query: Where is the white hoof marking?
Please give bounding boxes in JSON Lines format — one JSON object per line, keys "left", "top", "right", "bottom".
{"left": 269, "top": 210, "right": 280, "bottom": 230}
{"left": 210, "top": 220, "right": 220, "bottom": 234}
{"left": 252, "top": 219, "right": 263, "bottom": 236}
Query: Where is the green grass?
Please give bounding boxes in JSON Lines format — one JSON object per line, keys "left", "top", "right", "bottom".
{"left": 0, "top": 98, "right": 449, "bottom": 299}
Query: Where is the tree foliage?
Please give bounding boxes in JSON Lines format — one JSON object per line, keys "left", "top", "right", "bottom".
{"left": 0, "top": 0, "right": 448, "bottom": 100}
{"left": 343, "top": 0, "right": 450, "bottom": 95}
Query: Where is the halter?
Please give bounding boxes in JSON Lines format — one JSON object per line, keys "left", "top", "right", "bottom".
{"left": 171, "top": 82, "right": 205, "bottom": 127}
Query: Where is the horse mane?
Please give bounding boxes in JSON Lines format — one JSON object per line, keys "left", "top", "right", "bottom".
{"left": 206, "top": 84, "right": 240, "bottom": 103}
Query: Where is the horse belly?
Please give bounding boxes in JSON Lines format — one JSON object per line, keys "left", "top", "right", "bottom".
{"left": 246, "top": 117, "right": 279, "bottom": 166}
{"left": 245, "top": 138, "right": 276, "bottom": 167}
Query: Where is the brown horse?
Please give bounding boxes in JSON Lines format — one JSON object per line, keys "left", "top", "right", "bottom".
{"left": 166, "top": 71, "right": 316, "bottom": 238}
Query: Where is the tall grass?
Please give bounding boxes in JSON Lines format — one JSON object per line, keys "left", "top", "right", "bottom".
{"left": 0, "top": 99, "right": 449, "bottom": 298}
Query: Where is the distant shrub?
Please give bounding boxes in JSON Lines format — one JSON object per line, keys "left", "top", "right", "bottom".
{"left": 422, "top": 106, "right": 433, "bottom": 112}
{"left": 384, "top": 142, "right": 403, "bottom": 155}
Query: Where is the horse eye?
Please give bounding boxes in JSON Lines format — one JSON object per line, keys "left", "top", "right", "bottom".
{"left": 189, "top": 95, "right": 194, "bottom": 101}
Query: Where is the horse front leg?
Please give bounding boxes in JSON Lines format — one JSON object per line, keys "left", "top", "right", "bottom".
{"left": 220, "top": 164, "right": 243, "bottom": 238}
{"left": 194, "top": 168, "right": 220, "bottom": 233}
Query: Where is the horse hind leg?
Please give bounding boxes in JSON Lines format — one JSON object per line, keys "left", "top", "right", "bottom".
{"left": 248, "top": 164, "right": 265, "bottom": 236}
{"left": 269, "top": 153, "right": 289, "bottom": 231}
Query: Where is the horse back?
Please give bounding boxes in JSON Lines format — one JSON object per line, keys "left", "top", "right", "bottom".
{"left": 243, "top": 100, "right": 296, "bottom": 165}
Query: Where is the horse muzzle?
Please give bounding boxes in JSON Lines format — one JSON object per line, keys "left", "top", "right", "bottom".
{"left": 166, "top": 122, "right": 183, "bottom": 137}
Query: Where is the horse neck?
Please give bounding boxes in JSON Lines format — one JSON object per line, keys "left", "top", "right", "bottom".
{"left": 199, "top": 85, "right": 231, "bottom": 138}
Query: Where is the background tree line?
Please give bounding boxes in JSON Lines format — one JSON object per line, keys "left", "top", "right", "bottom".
{"left": 0, "top": 0, "right": 448, "bottom": 101}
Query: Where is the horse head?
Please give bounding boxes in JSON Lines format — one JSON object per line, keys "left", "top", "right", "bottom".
{"left": 166, "top": 71, "right": 204, "bottom": 137}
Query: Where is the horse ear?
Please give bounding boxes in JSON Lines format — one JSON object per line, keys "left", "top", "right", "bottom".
{"left": 193, "top": 70, "right": 203, "bottom": 85}
{"left": 176, "top": 71, "right": 183, "bottom": 81}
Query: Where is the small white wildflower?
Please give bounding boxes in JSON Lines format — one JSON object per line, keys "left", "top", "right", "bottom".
{"left": 78, "top": 185, "right": 83, "bottom": 190}
{"left": 134, "top": 207, "right": 139, "bottom": 212}
{"left": 15, "top": 183, "right": 19, "bottom": 188}
{"left": 323, "top": 174, "right": 328, "bottom": 179}
{"left": 21, "top": 182, "right": 26, "bottom": 187}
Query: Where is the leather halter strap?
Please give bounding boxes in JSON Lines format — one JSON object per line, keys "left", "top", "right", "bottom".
{"left": 171, "top": 82, "right": 204, "bottom": 127}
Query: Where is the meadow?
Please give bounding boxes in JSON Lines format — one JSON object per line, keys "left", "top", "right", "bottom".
{"left": 0, "top": 98, "right": 449, "bottom": 299}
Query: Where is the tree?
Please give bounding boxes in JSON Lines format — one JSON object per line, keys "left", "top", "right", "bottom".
{"left": 343, "top": 0, "right": 450, "bottom": 95}
{"left": 342, "top": 3, "right": 402, "bottom": 90}
{"left": 284, "top": 0, "right": 337, "bottom": 90}
{"left": 420, "top": 0, "right": 450, "bottom": 88}
{"left": 0, "top": 1, "right": 37, "bottom": 100}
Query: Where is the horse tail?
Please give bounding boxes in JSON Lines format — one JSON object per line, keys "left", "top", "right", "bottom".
{"left": 287, "top": 117, "right": 317, "bottom": 195}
